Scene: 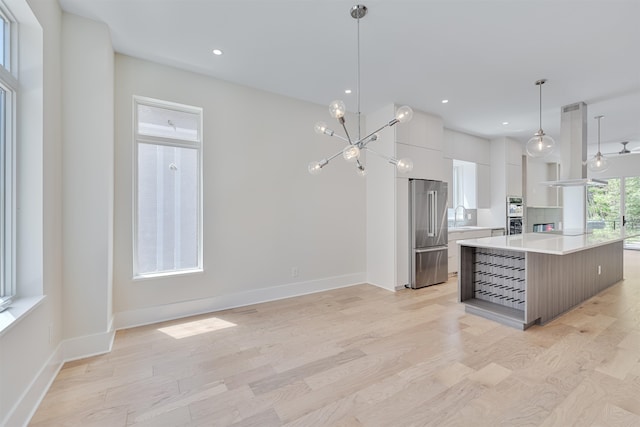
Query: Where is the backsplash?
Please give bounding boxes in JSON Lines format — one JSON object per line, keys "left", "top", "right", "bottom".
{"left": 526, "top": 207, "right": 562, "bottom": 232}
{"left": 448, "top": 208, "right": 477, "bottom": 227}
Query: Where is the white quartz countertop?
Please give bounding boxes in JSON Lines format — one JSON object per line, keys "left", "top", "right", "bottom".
{"left": 457, "top": 229, "right": 628, "bottom": 255}
{"left": 448, "top": 226, "right": 502, "bottom": 232}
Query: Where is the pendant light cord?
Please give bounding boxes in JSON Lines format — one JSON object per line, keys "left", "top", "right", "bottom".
{"left": 597, "top": 116, "right": 602, "bottom": 152}
{"left": 539, "top": 82, "right": 542, "bottom": 131}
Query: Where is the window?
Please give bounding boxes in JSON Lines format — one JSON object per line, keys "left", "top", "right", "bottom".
{"left": 133, "top": 97, "right": 203, "bottom": 278}
{"left": 452, "top": 159, "right": 477, "bottom": 209}
{"left": 0, "top": 6, "right": 15, "bottom": 312}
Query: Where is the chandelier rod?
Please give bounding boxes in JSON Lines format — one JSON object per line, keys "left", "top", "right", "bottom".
{"left": 356, "top": 7, "right": 361, "bottom": 141}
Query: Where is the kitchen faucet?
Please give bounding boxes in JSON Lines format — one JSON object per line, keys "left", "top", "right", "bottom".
{"left": 454, "top": 205, "right": 467, "bottom": 228}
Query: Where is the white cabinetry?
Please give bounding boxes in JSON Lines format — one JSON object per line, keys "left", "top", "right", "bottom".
{"left": 448, "top": 228, "right": 492, "bottom": 273}
{"left": 395, "top": 110, "right": 442, "bottom": 151}
{"left": 477, "top": 164, "right": 491, "bottom": 208}
{"left": 506, "top": 163, "right": 522, "bottom": 197}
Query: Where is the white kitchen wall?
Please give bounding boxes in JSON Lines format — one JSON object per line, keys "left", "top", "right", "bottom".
{"left": 113, "top": 55, "right": 366, "bottom": 327}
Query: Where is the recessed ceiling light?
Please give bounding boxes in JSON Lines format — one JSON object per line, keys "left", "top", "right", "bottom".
{"left": 502, "top": 121, "right": 509, "bottom": 125}
{"left": 212, "top": 49, "right": 223, "bottom": 56}
{"left": 345, "top": 89, "right": 352, "bottom": 94}
{"left": 441, "top": 99, "right": 449, "bottom": 104}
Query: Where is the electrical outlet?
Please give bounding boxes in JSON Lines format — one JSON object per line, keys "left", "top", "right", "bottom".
{"left": 291, "top": 267, "right": 299, "bottom": 278}
{"left": 598, "top": 265, "right": 601, "bottom": 275}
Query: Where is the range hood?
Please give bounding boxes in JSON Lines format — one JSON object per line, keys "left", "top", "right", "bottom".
{"left": 540, "top": 102, "right": 607, "bottom": 187}
{"left": 541, "top": 178, "right": 607, "bottom": 187}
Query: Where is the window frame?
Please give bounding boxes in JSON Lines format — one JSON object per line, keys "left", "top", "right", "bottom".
{"left": 132, "top": 96, "right": 203, "bottom": 279}
{"left": 0, "top": 3, "right": 16, "bottom": 311}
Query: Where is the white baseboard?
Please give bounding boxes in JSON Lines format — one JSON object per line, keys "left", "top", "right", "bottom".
{"left": 4, "top": 320, "right": 115, "bottom": 427}
{"left": 115, "top": 272, "right": 366, "bottom": 330}
{"left": 3, "top": 342, "right": 64, "bottom": 427}
{"left": 62, "top": 319, "right": 115, "bottom": 362}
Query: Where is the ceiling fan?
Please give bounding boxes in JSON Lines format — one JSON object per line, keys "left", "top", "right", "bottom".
{"left": 602, "top": 141, "right": 640, "bottom": 156}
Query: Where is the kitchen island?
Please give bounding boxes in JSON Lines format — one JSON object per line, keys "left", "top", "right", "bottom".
{"left": 457, "top": 230, "right": 626, "bottom": 329}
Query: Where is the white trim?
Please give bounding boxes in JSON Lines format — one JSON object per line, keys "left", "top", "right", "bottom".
{"left": 132, "top": 96, "right": 203, "bottom": 279}
{"left": 0, "top": 294, "right": 44, "bottom": 336}
{"left": 2, "top": 341, "right": 63, "bottom": 427}
{"left": 368, "top": 280, "right": 398, "bottom": 292}
{"left": 2, "top": 319, "right": 115, "bottom": 427}
{"left": 62, "top": 318, "right": 115, "bottom": 362}
{"left": 115, "top": 272, "right": 366, "bottom": 330}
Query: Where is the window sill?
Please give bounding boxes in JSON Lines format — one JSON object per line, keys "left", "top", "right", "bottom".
{"left": 0, "top": 295, "right": 46, "bottom": 338}
{"left": 133, "top": 268, "right": 204, "bottom": 281}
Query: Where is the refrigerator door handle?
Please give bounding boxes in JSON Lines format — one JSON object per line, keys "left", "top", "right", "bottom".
{"left": 415, "top": 246, "right": 447, "bottom": 254}
{"left": 427, "top": 190, "right": 436, "bottom": 237}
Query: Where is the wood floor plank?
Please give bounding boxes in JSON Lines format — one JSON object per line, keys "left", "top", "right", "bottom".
{"left": 30, "top": 250, "right": 640, "bottom": 426}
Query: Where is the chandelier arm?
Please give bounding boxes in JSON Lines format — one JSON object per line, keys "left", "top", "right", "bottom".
{"left": 364, "top": 146, "right": 394, "bottom": 163}
{"left": 327, "top": 132, "right": 350, "bottom": 144}
{"left": 326, "top": 148, "right": 344, "bottom": 162}
{"left": 340, "top": 120, "right": 354, "bottom": 145}
{"left": 358, "top": 121, "right": 393, "bottom": 147}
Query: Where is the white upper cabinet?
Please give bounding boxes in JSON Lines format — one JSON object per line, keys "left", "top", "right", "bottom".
{"left": 507, "top": 163, "right": 523, "bottom": 197}
{"left": 395, "top": 109, "right": 443, "bottom": 151}
{"left": 477, "top": 163, "right": 491, "bottom": 208}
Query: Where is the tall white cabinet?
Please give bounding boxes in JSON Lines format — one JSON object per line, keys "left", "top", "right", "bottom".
{"left": 366, "top": 104, "right": 447, "bottom": 291}
{"left": 490, "top": 137, "right": 523, "bottom": 226}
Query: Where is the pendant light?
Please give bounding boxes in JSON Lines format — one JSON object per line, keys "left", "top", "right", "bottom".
{"left": 308, "top": 4, "right": 413, "bottom": 176}
{"left": 526, "top": 79, "right": 555, "bottom": 157}
{"left": 587, "top": 115, "right": 609, "bottom": 173}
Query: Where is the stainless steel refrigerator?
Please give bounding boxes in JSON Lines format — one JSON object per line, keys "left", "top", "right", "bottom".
{"left": 409, "top": 179, "right": 448, "bottom": 289}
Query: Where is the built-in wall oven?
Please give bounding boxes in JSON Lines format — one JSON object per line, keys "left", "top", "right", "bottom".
{"left": 507, "top": 196, "right": 524, "bottom": 235}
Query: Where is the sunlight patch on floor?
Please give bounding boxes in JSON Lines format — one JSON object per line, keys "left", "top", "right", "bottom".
{"left": 157, "top": 317, "right": 237, "bottom": 339}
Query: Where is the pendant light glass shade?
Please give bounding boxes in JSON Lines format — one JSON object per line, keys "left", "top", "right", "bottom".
{"left": 526, "top": 132, "right": 555, "bottom": 157}
{"left": 587, "top": 115, "right": 609, "bottom": 173}
{"left": 526, "top": 79, "right": 555, "bottom": 158}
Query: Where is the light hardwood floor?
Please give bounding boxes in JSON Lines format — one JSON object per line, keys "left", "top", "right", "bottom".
{"left": 30, "top": 251, "right": 640, "bottom": 426}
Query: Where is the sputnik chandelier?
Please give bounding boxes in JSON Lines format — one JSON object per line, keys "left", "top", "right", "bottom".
{"left": 308, "top": 4, "right": 414, "bottom": 176}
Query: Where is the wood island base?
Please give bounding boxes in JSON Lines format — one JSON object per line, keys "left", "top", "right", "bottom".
{"left": 458, "top": 239, "right": 624, "bottom": 330}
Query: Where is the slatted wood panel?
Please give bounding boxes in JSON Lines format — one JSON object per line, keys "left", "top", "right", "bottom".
{"left": 528, "top": 241, "right": 624, "bottom": 324}
{"left": 30, "top": 250, "right": 640, "bottom": 426}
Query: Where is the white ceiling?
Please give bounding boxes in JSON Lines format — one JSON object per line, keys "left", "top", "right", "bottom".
{"left": 58, "top": 0, "right": 640, "bottom": 157}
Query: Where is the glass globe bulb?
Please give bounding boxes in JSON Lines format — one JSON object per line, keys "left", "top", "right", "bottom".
{"left": 308, "top": 161, "right": 323, "bottom": 175}
{"left": 343, "top": 145, "right": 360, "bottom": 162}
{"left": 526, "top": 133, "right": 555, "bottom": 157}
{"left": 395, "top": 106, "right": 414, "bottom": 123}
{"left": 329, "top": 100, "right": 346, "bottom": 119}
{"left": 396, "top": 158, "right": 413, "bottom": 174}
{"left": 587, "top": 153, "right": 609, "bottom": 173}
{"left": 356, "top": 166, "right": 367, "bottom": 177}
{"left": 314, "top": 121, "right": 327, "bottom": 134}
